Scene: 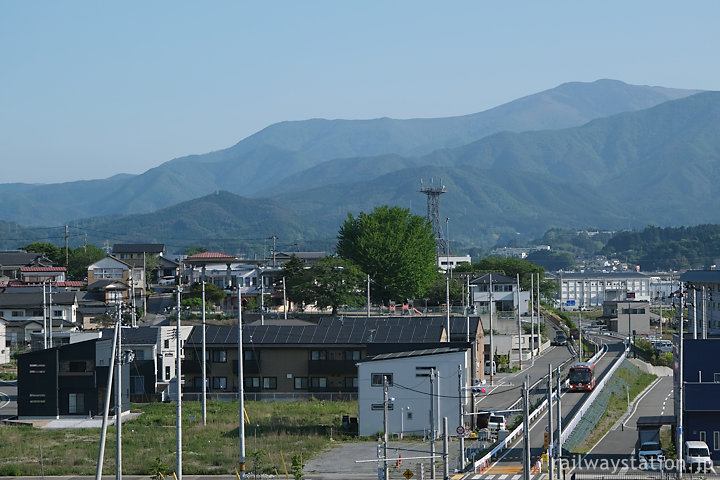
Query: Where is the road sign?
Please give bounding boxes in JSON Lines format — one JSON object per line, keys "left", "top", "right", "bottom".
{"left": 545, "top": 425, "right": 549, "bottom": 433}
{"left": 456, "top": 425, "right": 465, "bottom": 435}
{"left": 544, "top": 432, "right": 549, "bottom": 449}
{"left": 403, "top": 469, "right": 414, "bottom": 479}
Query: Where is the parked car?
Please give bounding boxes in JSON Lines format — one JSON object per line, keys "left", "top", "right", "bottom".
{"left": 485, "top": 360, "right": 496, "bottom": 375}
{"left": 684, "top": 440, "right": 712, "bottom": 472}
{"left": 654, "top": 340, "right": 673, "bottom": 353}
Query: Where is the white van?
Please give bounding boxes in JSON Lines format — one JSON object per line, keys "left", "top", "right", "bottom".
{"left": 485, "top": 360, "right": 496, "bottom": 375}
{"left": 684, "top": 440, "right": 712, "bottom": 472}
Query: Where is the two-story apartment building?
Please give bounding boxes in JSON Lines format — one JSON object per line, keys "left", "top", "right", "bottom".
{"left": 182, "top": 316, "right": 484, "bottom": 399}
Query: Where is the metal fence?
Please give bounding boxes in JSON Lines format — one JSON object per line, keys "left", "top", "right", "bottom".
{"left": 573, "top": 473, "right": 720, "bottom": 480}
{"left": 182, "top": 391, "right": 357, "bottom": 402}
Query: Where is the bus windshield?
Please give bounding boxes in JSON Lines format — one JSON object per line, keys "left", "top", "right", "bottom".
{"left": 569, "top": 369, "right": 592, "bottom": 384}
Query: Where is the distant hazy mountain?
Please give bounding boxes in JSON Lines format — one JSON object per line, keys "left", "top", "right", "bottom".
{"left": 37, "top": 89, "right": 720, "bottom": 254}
{"left": 0, "top": 79, "right": 699, "bottom": 226}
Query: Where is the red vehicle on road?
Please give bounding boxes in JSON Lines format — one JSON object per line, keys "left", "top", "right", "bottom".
{"left": 568, "top": 362, "right": 595, "bottom": 391}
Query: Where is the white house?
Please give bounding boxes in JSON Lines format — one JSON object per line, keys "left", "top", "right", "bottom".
{"left": 357, "top": 347, "right": 471, "bottom": 437}
{"left": 438, "top": 255, "right": 472, "bottom": 272}
{"left": 470, "top": 273, "right": 530, "bottom": 316}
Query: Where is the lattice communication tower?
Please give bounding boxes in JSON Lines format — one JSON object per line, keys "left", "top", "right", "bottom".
{"left": 420, "top": 180, "right": 447, "bottom": 256}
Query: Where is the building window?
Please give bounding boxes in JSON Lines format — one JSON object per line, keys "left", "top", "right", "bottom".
{"left": 714, "top": 373, "right": 720, "bottom": 383}
{"left": 311, "top": 350, "right": 326, "bottom": 361}
{"left": 164, "top": 339, "right": 170, "bottom": 349}
{"left": 715, "top": 431, "right": 720, "bottom": 451}
{"left": 344, "top": 350, "right": 361, "bottom": 361}
{"left": 165, "top": 366, "right": 171, "bottom": 380}
{"left": 69, "top": 361, "right": 86, "bottom": 372}
{"left": 345, "top": 377, "right": 358, "bottom": 388}
{"left": 193, "top": 377, "right": 209, "bottom": 389}
{"left": 54, "top": 310, "right": 63, "bottom": 318}
{"left": 212, "top": 350, "right": 227, "bottom": 363}
{"left": 134, "top": 349, "right": 145, "bottom": 361}
{"left": 310, "top": 377, "right": 327, "bottom": 388}
{"left": 244, "top": 377, "right": 261, "bottom": 389}
{"left": 213, "top": 377, "right": 227, "bottom": 390}
{"left": 244, "top": 350, "right": 259, "bottom": 361}
{"left": 12, "top": 311, "right": 22, "bottom": 317}
{"left": 294, "top": 377, "right": 308, "bottom": 390}
{"left": 700, "top": 431, "right": 707, "bottom": 443}
{"left": 263, "top": 377, "right": 277, "bottom": 390}
{"left": 371, "top": 373, "right": 393, "bottom": 386}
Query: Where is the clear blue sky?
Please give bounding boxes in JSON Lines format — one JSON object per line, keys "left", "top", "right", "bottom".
{"left": 2, "top": 1, "right": 719, "bottom": 184}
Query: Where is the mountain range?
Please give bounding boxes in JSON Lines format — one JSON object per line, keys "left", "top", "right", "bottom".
{"left": 1, "top": 79, "right": 717, "bottom": 255}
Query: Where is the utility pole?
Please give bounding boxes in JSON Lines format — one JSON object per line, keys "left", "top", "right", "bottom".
{"left": 269, "top": 235, "right": 278, "bottom": 267}
{"left": 383, "top": 376, "right": 390, "bottom": 480}
{"left": 116, "top": 306, "right": 123, "bottom": 480}
{"left": 466, "top": 276, "right": 470, "bottom": 343}
{"left": 556, "top": 366, "right": 562, "bottom": 462}
{"left": 443, "top": 417, "right": 449, "bottom": 480}
{"left": 547, "top": 364, "right": 554, "bottom": 480}
{"left": 65, "top": 224, "right": 69, "bottom": 267}
{"left": 201, "top": 281, "right": 207, "bottom": 425}
{"left": 176, "top": 286, "right": 182, "bottom": 480}
{"left": 457, "top": 365, "right": 464, "bottom": 471}
{"left": 367, "top": 274, "right": 371, "bottom": 319}
{"left": 677, "top": 281, "right": 684, "bottom": 477}
{"left": 489, "top": 274, "right": 494, "bottom": 385}
{"left": 260, "top": 271, "right": 264, "bottom": 325}
{"left": 517, "top": 273, "right": 522, "bottom": 368}
{"left": 48, "top": 283, "right": 53, "bottom": 348}
{"left": 42, "top": 282, "right": 47, "bottom": 349}
{"left": 94, "top": 312, "right": 119, "bottom": 480}
{"left": 238, "top": 287, "right": 246, "bottom": 478}
{"left": 531, "top": 274, "right": 535, "bottom": 356}
{"left": 446, "top": 277, "right": 450, "bottom": 341}
{"left": 416, "top": 367, "right": 437, "bottom": 480}
{"left": 283, "top": 277, "right": 288, "bottom": 321}
{"left": 522, "top": 378, "right": 530, "bottom": 480}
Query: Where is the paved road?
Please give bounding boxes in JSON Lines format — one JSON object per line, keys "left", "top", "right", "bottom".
{"left": 0, "top": 379, "right": 17, "bottom": 418}
{"left": 464, "top": 336, "right": 627, "bottom": 478}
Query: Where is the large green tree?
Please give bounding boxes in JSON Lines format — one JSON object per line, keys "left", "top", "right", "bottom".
{"left": 286, "top": 256, "right": 365, "bottom": 315}
{"left": 68, "top": 245, "right": 106, "bottom": 280}
{"left": 336, "top": 205, "right": 436, "bottom": 303}
{"left": 20, "top": 242, "right": 64, "bottom": 264}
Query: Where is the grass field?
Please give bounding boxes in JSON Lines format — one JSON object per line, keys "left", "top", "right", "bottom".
{"left": 0, "top": 399, "right": 358, "bottom": 476}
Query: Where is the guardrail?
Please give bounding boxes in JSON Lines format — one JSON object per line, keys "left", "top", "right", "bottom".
{"left": 560, "top": 347, "right": 626, "bottom": 445}
{"left": 470, "top": 340, "right": 615, "bottom": 472}
{"left": 471, "top": 355, "right": 575, "bottom": 472}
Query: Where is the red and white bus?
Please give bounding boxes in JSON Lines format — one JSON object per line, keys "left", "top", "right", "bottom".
{"left": 568, "top": 362, "right": 596, "bottom": 391}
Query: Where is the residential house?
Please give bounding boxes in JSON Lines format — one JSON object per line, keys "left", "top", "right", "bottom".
{"left": 357, "top": 346, "right": 472, "bottom": 437}
{"left": 557, "top": 272, "right": 651, "bottom": 310}
{"left": 0, "top": 251, "right": 53, "bottom": 283}
{"left": 112, "top": 244, "right": 178, "bottom": 283}
{"left": 87, "top": 256, "right": 145, "bottom": 306}
{"left": 17, "top": 338, "right": 130, "bottom": 418}
{"left": 471, "top": 273, "right": 530, "bottom": 315}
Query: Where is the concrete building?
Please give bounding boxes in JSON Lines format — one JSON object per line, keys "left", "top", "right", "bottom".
{"left": 438, "top": 254, "right": 471, "bottom": 272}
{"left": 679, "top": 270, "right": 720, "bottom": 336}
{"left": 357, "top": 346, "right": 471, "bottom": 437}
{"left": 558, "top": 272, "right": 651, "bottom": 310}
{"left": 601, "top": 300, "right": 651, "bottom": 337}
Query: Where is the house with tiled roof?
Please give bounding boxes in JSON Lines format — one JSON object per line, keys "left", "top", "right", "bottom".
{"left": 87, "top": 256, "right": 145, "bottom": 306}
{"left": 0, "top": 251, "right": 54, "bottom": 282}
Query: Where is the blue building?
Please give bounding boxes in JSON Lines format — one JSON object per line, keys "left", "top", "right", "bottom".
{"left": 676, "top": 337, "right": 720, "bottom": 461}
